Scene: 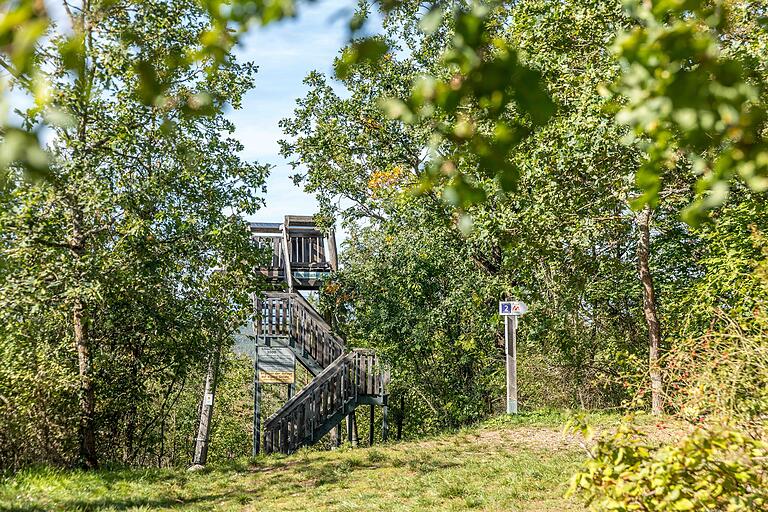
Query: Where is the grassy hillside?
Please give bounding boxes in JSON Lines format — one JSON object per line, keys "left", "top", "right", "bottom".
{"left": 0, "top": 412, "right": 642, "bottom": 512}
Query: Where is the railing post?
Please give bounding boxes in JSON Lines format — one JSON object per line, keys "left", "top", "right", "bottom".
{"left": 281, "top": 419, "right": 288, "bottom": 453}
{"left": 369, "top": 404, "right": 375, "bottom": 446}
{"left": 346, "top": 413, "right": 354, "bottom": 445}
{"left": 382, "top": 395, "right": 389, "bottom": 442}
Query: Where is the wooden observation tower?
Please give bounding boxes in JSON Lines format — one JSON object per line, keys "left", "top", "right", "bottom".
{"left": 192, "top": 216, "right": 389, "bottom": 464}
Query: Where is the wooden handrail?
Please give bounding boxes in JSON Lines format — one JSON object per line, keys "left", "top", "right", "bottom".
{"left": 264, "top": 351, "right": 352, "bottom": 427}
{"left": 263, "top": 349, "right": 387, "bottom": 453}
{"left": 256, "top": 292, "right": 345, "bottom": 371}
{"left": 290, "top": 291, "right": 332, "bottom": 329}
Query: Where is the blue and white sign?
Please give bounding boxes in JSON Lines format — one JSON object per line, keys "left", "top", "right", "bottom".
{"left": 499, "top": 301, "right": 527, "bottom": 316}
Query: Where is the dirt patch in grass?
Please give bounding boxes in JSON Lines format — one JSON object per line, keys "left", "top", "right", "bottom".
{"left": 473, "top": 427, "right": 582, "bottom": 452}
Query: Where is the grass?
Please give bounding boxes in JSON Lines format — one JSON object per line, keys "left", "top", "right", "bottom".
{"left": 0, "top": 411, "right": 638, "bottom": 512}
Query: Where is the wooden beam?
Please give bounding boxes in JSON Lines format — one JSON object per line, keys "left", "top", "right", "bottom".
{"left": 326, "top": 227, "right": 338, "bottom": 271}
{"left": 281, "top": 224, "right": 294, "bottom": 292}
{"left": 382, "top": 397, "right": 389, "bottom": 442}
{"left": 369, "top": 405, "right": 375, "bottom": 446}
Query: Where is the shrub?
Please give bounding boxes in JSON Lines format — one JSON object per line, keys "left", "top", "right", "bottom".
{"left": 664, "top": 311, "right": 768, "bottom": 432}
{"left": 568, "top": 420, "right": 768, "bottom": 511}
{"left": 662, "top": 219, "right": 768, "bottom": 431}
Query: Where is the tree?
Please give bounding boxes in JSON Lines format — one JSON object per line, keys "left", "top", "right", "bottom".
{"left": 282, "top": 0, "right": 703, "bottom": 424}
{"left": 315, "top": 0, "right": 768, "bottom": 417}
{"left": 0, "top": 0, "right": 267, "bottom": 469}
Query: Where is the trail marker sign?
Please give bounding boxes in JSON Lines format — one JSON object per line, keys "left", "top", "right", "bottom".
{"left": 499, "top": 300, "right": 527, "bottom": 415}
{"left": 257, "top": 346, "right": 296, "bottom": 384}
{"left": 499, "top": 301, "right": 527, "bottom": 316}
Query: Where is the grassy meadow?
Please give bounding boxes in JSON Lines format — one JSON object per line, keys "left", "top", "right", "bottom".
{"left": 0, "top": 411, "right": 639, "bottom": 512}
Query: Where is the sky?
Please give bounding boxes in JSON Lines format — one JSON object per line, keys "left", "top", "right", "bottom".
{"left": 13, "top": 1, "right": 363, "bottom": 232}
{"left": 228, "top": 0, "right": 361, "bottom": 226}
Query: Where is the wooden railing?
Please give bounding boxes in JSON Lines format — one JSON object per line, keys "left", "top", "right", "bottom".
{"left": 256, "top": 292, "right": 345, "bottom": 370}
{"left": 263, "top": 349, "right": 387, "bottom": 454}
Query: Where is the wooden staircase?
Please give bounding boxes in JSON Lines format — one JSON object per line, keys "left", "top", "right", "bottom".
{"left": 256, "top": 292, "right": 389, "bottom": 454}
{"left": 256, "top": 291, "right": 345, "bottom": 376}
{"left": 192, "top": 216, "right": 386, "bottom": 465}
{"left": 263, "top": 349, "right": 387, "bottom": 454}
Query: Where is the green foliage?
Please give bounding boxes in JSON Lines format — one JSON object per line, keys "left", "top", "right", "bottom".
{"left": 284, "top": 0, "right": 688, "bottom": 430}
{"left": 325, "top": 209, "right": 505, "bottom": 429}
{"left": 613, "top": 0, "right": 768, "bottom": 223}
{"left": 4, "top": 0, "right": 768, "bottom": 223}
{"left": 663, "top": 210, "right": 768, "bottom": 428}
{"left": 569, "top": 420, "right": 768, "bottom": 511}
{"left": 0, "top": 0, "right": 309, "bottom": 178}
{"left": 0, "top": 0, "right": 267, "bottom": 470}
{"left": 382, "top": 4, "right": 555, "bottom": 208}
{"left": 335, "top": 37, "right": 389, "bottom": 80}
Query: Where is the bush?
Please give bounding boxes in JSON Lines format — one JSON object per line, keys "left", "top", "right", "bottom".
{"left": 662, "top": 215, "right": 768, "bottom": 430}
{"left": 664, "top": 311, "right": 768, "bottom": 431}
{"left": 568, "top": 420, "right": 768, "bottom": 511}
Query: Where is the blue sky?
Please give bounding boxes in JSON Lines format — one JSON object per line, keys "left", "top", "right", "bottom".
{"left": 229, "top": 0, "right": 361, "bottom": 225}
{"left": 15, "top": 1, "right": 362, "bottom": 229}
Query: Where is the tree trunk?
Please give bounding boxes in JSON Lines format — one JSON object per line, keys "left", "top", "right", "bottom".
{"left": 74, "top": 296, "right": 98, "bottom": 468}
{"left": 636, "top": 205, "right": 663, "bottom": 416}
{"left": 70, "top": 2, "right": 98, "bottom": 468}
{"left": 192, "top": 346, "right": 221, "bottom": 466}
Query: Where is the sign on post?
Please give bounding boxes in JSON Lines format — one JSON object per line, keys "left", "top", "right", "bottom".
{"left": 499, "top": 301, "right": 528, "bottom": 316}
{"left": 257, "top": 346, "right": 296, "bottom": 384}
{"left": 500, "top": 300, "right": 527, "bottom": 415}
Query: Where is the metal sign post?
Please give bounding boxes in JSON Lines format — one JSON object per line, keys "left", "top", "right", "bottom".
{"left": 253, "top": 347, "right": 261, "bottom": 456}
{"left": 499, "top": 301, "right": 527, "bottom": 414}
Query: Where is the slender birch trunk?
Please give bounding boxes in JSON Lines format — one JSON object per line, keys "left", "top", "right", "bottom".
{"left": 636, "top": 205, "right": 663, "bottom": 415}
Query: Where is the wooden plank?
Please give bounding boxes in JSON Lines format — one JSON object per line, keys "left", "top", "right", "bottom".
{"left": 310, "top": 237, "right": 316, "bottom": 264}
{"left": 320, "top": 236, "right": 325, "bottom": 263}
{"left": 368, "top": 355, "right": 374, "bottom": 395}
{"left": 281, "top": 297, "right": 288, "bottom": 335}
{"left": 298, "top": 404, "right": 305, "bottom": 442}
{"left": 360, "top": 355, "right": 366, "bottom": 395}
{"left": 382, "top": 399, "right": 389, "bottom": 442}
{"left": 273, "top": 298, "right": 279, "bottom": 336}
{"left": 326, "top": 228, "right": 337, "bottom": 271}
{"left": 268, "top": 299, "right": 275, "bottom": 336}
{"left": 275, "top": 298, "right": 281, "bottom": 340}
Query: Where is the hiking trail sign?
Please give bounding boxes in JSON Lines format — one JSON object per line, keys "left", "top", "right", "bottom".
{"left": 499, "top": 300, "right": 527, "bottom": 415}
{"left": 499, "top": 301, "right": 527, "bottom": 316}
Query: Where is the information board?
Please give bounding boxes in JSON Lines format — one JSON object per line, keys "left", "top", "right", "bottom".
{"left": 257, "top": 346, "right": 296, "bottom": 384}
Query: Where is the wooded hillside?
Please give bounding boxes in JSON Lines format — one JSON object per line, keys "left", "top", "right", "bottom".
{"left": 1, "top": 0, "right": 767, "bottom": 510}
